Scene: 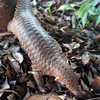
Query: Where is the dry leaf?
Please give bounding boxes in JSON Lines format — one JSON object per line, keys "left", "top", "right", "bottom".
{"left": 91, "top": 66, "right": 100, "bottom": 76}
{"left": 89, "top": 53, "right": 100, "bottom": 64}
{"left": 23, "top": 88, "right": 30, "bottom": 100}
{"left": 8, "top": 55, "right": 16, "bottom": 62}
{"left": 7, "top": 94, "right": 16, "bottom": 100}
{"left": 27, "top": 80, "right": 35, "bottom": 88}
{"left": 48, "top": 16, "right": 56, "bottom": 23}
{"left": 0, "top": 77, "right": 10, "bottom": 97}
{"left": 58, "top": 94, "right": 66, "bottom": 100}
{"left": 82, "top": 29, "right": 96, "bottom": 40}
{"left": 97, "top": 34, "right": 100, "bottom": 40}
{"left": 16, "top": 85, "right": 27, "bottom": 99}
{"left": 13, "top": 52, "right": 24, "bottom": 64}
{"left": 81, "top": 52, "right": 90, "bottom": 65}
{"left": 10, "top": 61, "right": 21, "bottom": 73}
{"left": 8, "top": 55, "right": 21, "bottom": 73}
{"left": 92, "top": 75, "right": 100, "bottom": 89}
{"left": 87, "top": 71, "right": 93, "bottom": 86}
{"left": 80, "top": 79, "right": 89, "bottom": 91}
{"left": 7, "top": 46, "right": 20, "bottom": 53}
{"left": 63, "top": 42, "right": 80, "bottom": 52}
{"left": 26, "top": 93, "right": 61, "bottom": 100}
{"left": 6, "top": 66, "right": 12, "bottom": 80}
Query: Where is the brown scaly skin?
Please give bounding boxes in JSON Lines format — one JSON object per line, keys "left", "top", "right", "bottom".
{"left": 0, "top": 0, "right": 17, "bottom": 32}
{"left": 8, "top": 0, "right": 83, "bottom": 97}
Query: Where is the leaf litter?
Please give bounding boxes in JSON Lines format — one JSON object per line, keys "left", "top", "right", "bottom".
{"left": 0, "top": 0, "right": 100, "bottom": 100}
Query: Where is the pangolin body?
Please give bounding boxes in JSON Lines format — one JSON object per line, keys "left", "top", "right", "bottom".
{"left": 8, "top": 0, "right": 82, "bottom": 97}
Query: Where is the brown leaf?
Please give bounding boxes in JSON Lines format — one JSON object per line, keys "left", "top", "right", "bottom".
{"left": 96, "top": 34, "right": 100, "bottom": 40}
{"left": 92, "top": 75, "right": 100, "bottom": 89}
{"left": 7, "top": 94, "right": 16, "bottom": 100}
{"left": 26, "top": 93, "right": 61, "bottom": 100}
{"left": 16, "top": 85, "right": 26, "bottom": 99}
{"left": 27, "top": 80, "right": 35, "bottom": 88}
{"left": 89, "top": 53, "right": 100, "bottom": 64}
{"left": 20, "top": 73, "right": 28, "bottom": 83}
{"left": 6, "top": 66, "right": 12, "bottom": 80}
{"left": 45, "top": 16, "right": 57, "bottom": 24}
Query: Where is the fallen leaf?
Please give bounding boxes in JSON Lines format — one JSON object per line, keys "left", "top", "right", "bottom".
{"left": 8, "top": 55, "right": 16, "bottom": 62}
{"left": 89, "top": 53, "right": 100, "bottom": 64}
{"left": 81, "top": 52, "right": 90, "bottom": 65}
{"left": 27, "top": 80, "right": 35, "bottom": 88}
{"left": 82, "top": 29, "right": 96, "bottom": 40}
{"left": 0, "top": 89, "right": 21, "bottom": 99}
{"left": 6, "top": 66, "right": 12, "bottom": 80}
{"left": 58, "top": 94, "right": 66, "bottom": 100}
{"left": 80, "top": 79, "right": 89, "bottom": 91}
{"left": 0, "top": 77, "right": 10, "bottom": 97}
{"left": 8, "top": 55, "right": 21, "bottom": 73}
{"left": 87, "top": 71, "right": 93, "bottom": 86}
{"left": 63, "top": 42, "right": 80, "bottom": 53}
{"left": 16, "top": 85, "right": 27, "bottom": 99}
{"left": 91, "top": 66, "right": 100, "bottom": 76}
{"left": 92, "top": 74, "right": 100, "bottom": 89}
{"left": 13, "top": 52, "right": 24, "bottom": 64}
{"left": 96, "top": 34, "right": 100, "bottom": 40}
{"left": 7, "top": 46, "right": 20, "bottom": 53}
{"left": 26, "top": 93, "right": 61, "bottom": 100}
{"left": 23, "top": 88, "right": 30, "bottom": 100}
{"left": 0, "top": 65, "right": 5, "bottom": 84}
{"left": 7, "top": 94, "right": 16, "bottom": 100}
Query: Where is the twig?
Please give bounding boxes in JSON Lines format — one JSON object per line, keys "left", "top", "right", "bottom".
{"left": 86, "top": 97, "right": 100, "bottom": 100}
{"left": 45, "top": 87, "right": 55, "bottom": 100}
{"left": 0, "top": 32, "right": 12, "bottom": 37}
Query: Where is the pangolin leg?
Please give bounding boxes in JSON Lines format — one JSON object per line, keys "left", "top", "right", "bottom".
{"left": 32, "top": 69, "right": 46, "bottom": 93}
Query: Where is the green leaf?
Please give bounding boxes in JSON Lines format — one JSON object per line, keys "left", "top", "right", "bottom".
{"left": 88, "top": 7, "right": 99, "bottom": 15}
{"left": 93, "top": 0, "right": 100, "bottom": 7}
{"left": 77, "top": 1, "right": 93, "bottom": 18}
{"left": 77, "top": 0, "right": 90, "bottom": 18}
{"left": 57, "top": 4, "right": 76, "bottom": 11}
{"left": 45, "top": 6, "right": 51, "bottom": 14}
{"left": 95, "top": 14, "right": 100, "bottom": 27}
{"left": 97, "top": 4, "right": 100, "bottom": 12}
{"left": 82, "top": 12, "right": 88, "bottom": 27}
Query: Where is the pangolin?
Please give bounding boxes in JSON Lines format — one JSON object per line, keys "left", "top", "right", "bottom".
{"left": 8, "top": 0, "right": 83, "bottom": 97}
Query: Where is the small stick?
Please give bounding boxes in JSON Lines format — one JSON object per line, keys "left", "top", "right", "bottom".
{"left": 0, "top": 32, "right": 12, "bottom": 37}
{"left": 45, "top": 87, "right": 55, "bottom": 100}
